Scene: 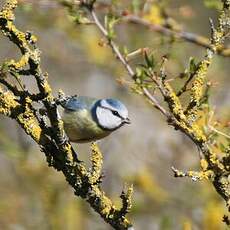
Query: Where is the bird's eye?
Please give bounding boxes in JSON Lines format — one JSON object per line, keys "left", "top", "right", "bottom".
{"left": 112, "top": 110, "right": 119, "bottom": 116}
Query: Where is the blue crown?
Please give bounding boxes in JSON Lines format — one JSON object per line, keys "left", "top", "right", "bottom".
{"left": 105, "top": 98, "right": 127, "bottom": 111}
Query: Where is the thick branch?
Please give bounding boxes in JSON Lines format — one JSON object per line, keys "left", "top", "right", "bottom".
{"left": 0, "top": 1, "right": 134, "bottom": 229}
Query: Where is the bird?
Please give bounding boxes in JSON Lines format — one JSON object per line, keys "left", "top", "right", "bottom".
{"left": 60, "top": 96, "right": 130, "bottom": 143}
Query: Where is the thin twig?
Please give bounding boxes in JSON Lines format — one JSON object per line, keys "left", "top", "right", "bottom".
{"left": 209, "top": 125, "right": 230, "bottom": 139}
{"left": 91, "top": 10, "right": 134, "bottom": 76}
{"left": 177, "top": 73, "right": 195, "bottom": 97}
{"left": 124, "top": 15, "right": 230, "bottom": 57}
{"left": 90, "top": 9, "right": 168, "bottom": 118}
{"left": 85, "top": 1, "right": 230, "bottom": 57}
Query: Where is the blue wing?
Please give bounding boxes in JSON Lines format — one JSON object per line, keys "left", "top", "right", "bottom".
{"left": 61, "top": 96, "right": 97, "bottom": 111}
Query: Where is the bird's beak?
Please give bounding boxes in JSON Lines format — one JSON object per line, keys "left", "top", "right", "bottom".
{"left": 123, "top": 117, "right": 131, "bottom": 124}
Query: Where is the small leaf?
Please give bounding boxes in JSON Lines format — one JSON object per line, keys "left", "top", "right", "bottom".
{"left": 144, "top": 52, "right": 155, "bottom": 68}
{"left": 219, "top": 143, "right": 227, "bottom": 152}
{"left": 104, "top": 14, "right": 119, "bottom": 39}
{"left": 135, "top": 67, "right": 142, "bottom": 77}
{"left": 188, "top": 57, "right": 197, "bottom": 73}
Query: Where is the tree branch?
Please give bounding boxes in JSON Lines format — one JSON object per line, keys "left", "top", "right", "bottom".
{"left": 59, "top": 0, "right": 230, "bottom": 223}
{"left": 124, "top": 15, "right": 230, "bottom": 57}
{"left": 0, "top": 1, "right": 134, "bottom": 229}
{"left": 90, "top": 8, "right": 169, "bottom": 119}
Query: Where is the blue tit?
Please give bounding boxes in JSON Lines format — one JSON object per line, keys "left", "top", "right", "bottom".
{"left": 61, "top": 96, "right": 130, "bottom": 143}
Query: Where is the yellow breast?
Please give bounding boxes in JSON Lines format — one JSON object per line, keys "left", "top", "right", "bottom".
{"left": 62, "top": 109, "right": 111, "bottom": 143}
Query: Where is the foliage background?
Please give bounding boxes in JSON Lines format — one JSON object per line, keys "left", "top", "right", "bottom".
{"left": 0, "top": 0, "right": 229, "bottom": 229}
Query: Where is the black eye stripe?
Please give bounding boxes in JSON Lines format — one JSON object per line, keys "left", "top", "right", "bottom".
{"left": 100, "top": 105, "right": 123, "bottom": 119}
{"left": 111, "top": 110, "right": 124, "bottom": 119}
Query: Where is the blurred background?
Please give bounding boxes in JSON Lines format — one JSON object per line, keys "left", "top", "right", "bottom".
{"left": 0, "top": 0, "right": 229, "bottom": 229}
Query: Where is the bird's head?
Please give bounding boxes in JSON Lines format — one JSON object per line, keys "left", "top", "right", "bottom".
{"left": 93, "top": 98, "right": 130, "bottom": 131}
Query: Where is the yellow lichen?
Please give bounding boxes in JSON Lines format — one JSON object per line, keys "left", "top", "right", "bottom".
{"left": 89, "top": 142, "right": 103, "bottom": 184}
{"left": 0, "top": 90, "right": 19, "bottom": 116}
{"left": 91, "top": 143, "right": 103, "bottom": 169}
{"left": 209, "top": 152, "right": 225, "bottom": 170}
{"left": 163, "top": 81, "right": 187, "bottom": 121}
{"left": 16, "top": 97, "right": 42, "bottom": 142}
{"left": 30, "top": 34, "right": 37, "bottom": 43}
{"left": 100, "top": 198, "right": 113, "bottom": 216}
{"left": 92, "top": 187, "right": 114, "bottom": 217}
{"left": 190, "top": 123, "right": 207, "bottom": 142}
{"left": 0, "top": 0, "right": 17, "bottom": 21}
{"left": 187, "top": 170, "right": 213, "bottom": 180}
{"left": 187, "top": 58, "right": 211, "bottom": 122}
{"left": 17, "top": 113, "right": 42, "bottom": 142}
{"left": 190, "top": 76, "right": 204, "bottom": 103}
{"left": 0, "top": 91, "right": 42, "bottom": 143}
{"left": 0, "top": 9, "right": 14, "bottom": 21}
{"left": 200, "top": 159, "right": 209, "bottom": 171}
{"left": 127, "top": 184, "right": 133, "bottom": 201}
{"left": 8, "top": 53, "right": 29, "bottom": 69}
{"left": 63, "top": 142, "right": 75, "bottom": 163}
{"left": 43, "top": 80, "right": 52, "bottom": 96}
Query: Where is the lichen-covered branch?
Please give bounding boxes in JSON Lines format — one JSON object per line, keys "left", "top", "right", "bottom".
{"left": 59, "top": 0, "right": 230, "bottom": 224}
{"left": 0, "top": 1, "right": 134, "bottom": 229}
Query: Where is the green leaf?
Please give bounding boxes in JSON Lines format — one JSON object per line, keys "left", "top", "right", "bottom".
{"left": 219, "top": 142, "right": 227, "bottom": 152}
{"left": 144, "top": 52, "right": 155, "bottom": 68}
{"left": 188, "top": 57, "right": 197, "bottom": 73}
{"left": 135, "top": 67, "right": 142, "bottom": 77}
{"left": 104, "top": 14, "right": 119, "bottom": 40}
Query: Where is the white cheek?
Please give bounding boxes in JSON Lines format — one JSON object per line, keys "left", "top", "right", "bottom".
{"left": 96, "top": 107, "right": 121, "bottom": 130}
